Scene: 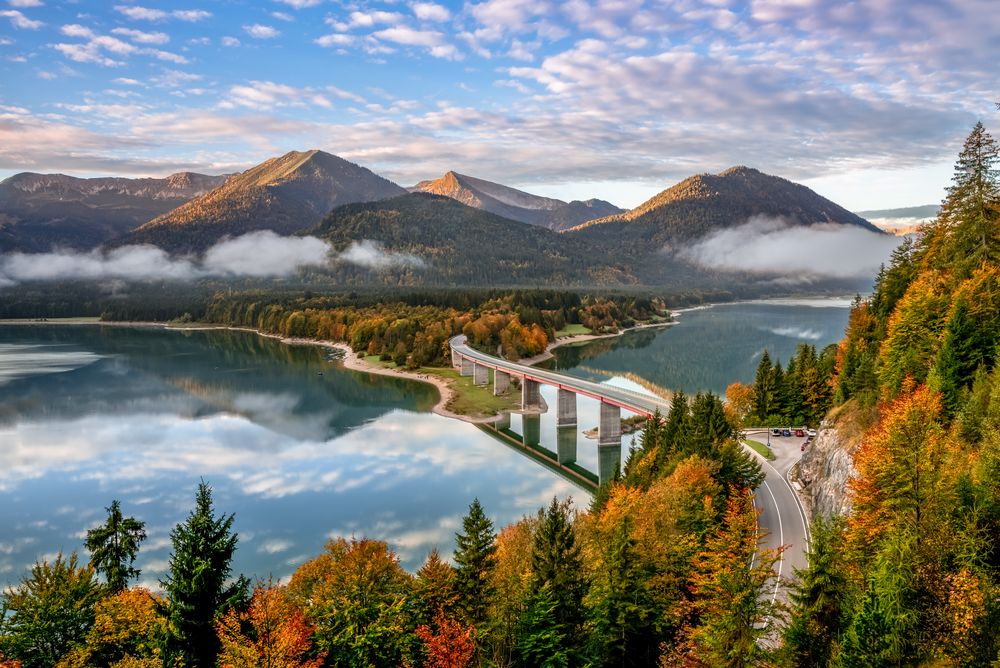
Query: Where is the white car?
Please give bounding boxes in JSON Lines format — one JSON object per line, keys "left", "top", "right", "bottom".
{"left": 806, "top": 428, "right": 817, "bottom": 437}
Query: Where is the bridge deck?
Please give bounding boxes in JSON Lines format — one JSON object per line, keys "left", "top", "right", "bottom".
{"left": 449, "top": 335, "right": 671, "bottom": 417}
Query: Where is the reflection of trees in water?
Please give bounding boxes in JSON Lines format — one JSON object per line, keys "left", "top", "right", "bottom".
{"left": 0, "top": 326, "right": 437, "bottom": 439}
{"left": 553, "top": 329, "right": 658, "bottom": 369}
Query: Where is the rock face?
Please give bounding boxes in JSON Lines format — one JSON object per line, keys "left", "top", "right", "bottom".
{"left": 791, "top": 420, "right": 859, "bottom": 520}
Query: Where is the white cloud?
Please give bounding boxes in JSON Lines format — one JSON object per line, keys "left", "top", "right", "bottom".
{"left": 315, "top": 33, "right": 353, "bottom": 47}
{"left": 112, "top": 27, "right": 170, "bottom": 45}
{"left": 244, "top": 24, "right": 279, "bottom": 39}
{"left": 412, "top": 2, "right": 450, "bottom": 22}
{"left": 327, "top": 10, "right": 402, "bottom": 31}
{"left": 9, "top": 0, "right": 43, "bottom": 7}
{"left": 226, "top": 80, "right": 333, "bottom": 110}
{"left": 271, "top": 11, "right": 293, "bottom": 22}
{"left": 112, "top": 77, "right": 142, "bottom": 85}
{"left": 0, "top": 232, "right": 331, "bottom": 285}
{"left": 337, "top": 239, "right": 424, "bottom": 270}
{"left": 276, "top": 0, "right": 321, "bottom": 7}
{"left": 0, "top": 9, "right": 43, "bottom": 29}
{"left": 678, "top": 216, "right": 901, "bottom": 279}
{"left": 114, "top": 6, "right": 211, "bottom": 22}
{"left": 172, "top": 9, "right": 210, "bottom": 22}
{"left": 221, "top": 36, "right": 240, "bottom": 47}
{"left": 372, "top": 26, "right": 458, "bottom": 58}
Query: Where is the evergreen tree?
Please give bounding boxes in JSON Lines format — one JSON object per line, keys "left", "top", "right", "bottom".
{"left": 527, "top": 498, "right": 588, "bottom": 664}
{"left": 84, "top": 499, "right": 147, "bottom": 593}
{"left": 840, "top": 582, "right": 893, "bottom": 668}
{"left": 517, "top": 585, "right": 570, "bottom": 668}
{"left": 939, "top": 121, "right": 1000, "bottom": 271}
{"left": 588, "top": 519, "right": 659, "bottom": 667}
{"left": 453, "top": 498, "right": 497, "bottom": 625}
{"left": 414, "top": 548, "right": 459, "bottom": 625}
{"left": 753, "top": 351, "right": 775, "bottom": 422}
{"left": 160, "top": 481, "right": 248, "bottom": 668}
{"left": 783, "top": 517, "right": 850, "bottom": 667}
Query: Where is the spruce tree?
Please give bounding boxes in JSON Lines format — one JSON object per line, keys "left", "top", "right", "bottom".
{"left": 940, "top": 121, "right": 1000, "bottom": 271}
{"left": 453, "top": 498, "right": 497, "bottom": 625}
{"left": 783, "top": 517, "right": 850, "bottom": 667}
{"left": 527, "top": 498, "right": 587, "bottom": 663}
{"left": 160, "top": 481, "right": 247, "bottom": 668}
{"left": 84, "top": 499, "right": 147, "bottom": 593}
{"left": 414, "top": 548, "right": 458, "bottom": 625}
{"left": 753, "top": 351, "right": 775, "bottom": 422}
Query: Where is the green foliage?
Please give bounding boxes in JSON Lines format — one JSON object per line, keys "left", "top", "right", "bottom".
{"left": 159, "top": 482, "right": 247, "bottom": 668}
{"left": 751, "top": 344, "right": 835, "bottom": 426}
{"left": 453, "top": 498, "right": 497, "bottom": 626}
{"left": 0, "top": 553, "right": 103, "bottom": 668}
{"left": 84, "top": 500, "right": 147, "bottom": 593}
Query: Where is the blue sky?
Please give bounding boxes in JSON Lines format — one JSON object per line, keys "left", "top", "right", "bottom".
{"left": 0, "top": 0, "right": 997, "bottom": 210}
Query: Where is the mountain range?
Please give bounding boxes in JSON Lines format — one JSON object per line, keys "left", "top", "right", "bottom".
{"left": 411, "top": 171, "right": 623, "bottom": 230}
{"left": 0, "top": 151, "right": 885, "bottom": 288}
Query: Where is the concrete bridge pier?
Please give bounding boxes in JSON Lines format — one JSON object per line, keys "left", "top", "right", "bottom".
{"left": 494, "top": 370, "right": 511, "bottom": 396}
{"left": 451, "top": 347, "right": 461, "bottom": 369}
{"left": 522, "top": 415, "right": 541, "bottom": 447}
{"left": 556, "top": 389, "right": 577, "bottom": 427}
{"left": 598, "top": 443, "right": 622, "bottom": 485}
{"left": 473, "top": 363, "right": 489, "bottom": 386}
{"left": 493, "top": 412, "right": 511, "bottom": 431}
{"left": 460, "top": 357, "right": 474, "bottom": 377}
{"left": 598, "top": 402, "right": 622, "bottom": 447}
{"left": 556, "top": 426, "right": 578, "bottom": 464}
{"left": 522, "top": 379, "right": 542, "bottom": 410}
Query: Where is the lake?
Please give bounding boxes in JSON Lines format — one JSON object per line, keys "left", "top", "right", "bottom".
{"left": 0, "top": 298, "right": 851, "bottom": 587}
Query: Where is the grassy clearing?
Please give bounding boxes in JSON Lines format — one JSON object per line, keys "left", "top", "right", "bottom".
{"left": 744, "top": 438, "right": 776, "bottom": 460}
{"left": 555, "top": 323, "right": 593, "bottom": 337}
{"left": 363, "top": 356, "right": 521, "bottom": 417}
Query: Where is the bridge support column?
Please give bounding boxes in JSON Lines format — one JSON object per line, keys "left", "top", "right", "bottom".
{"left": 460, "top": 357, "right": 473, "bottom": 377}
{"left": 451, "top": 347, "right": 461, "bottom": 369}
{"left": 598, "top": 443, "right": 622, "bottom": 485}
{"left": 473, "top": 363, "right": 489, "bottom": 386}
{"left": 522, "top": 415, "right": 540, "bottom": 447}
{"left": 557, "top": 426, "right": 577, "bottom": 464}
{"left": 599, "top": 402, "right": 621, "bottom": 446}
{"left": 493, "top": 412, "right": 511, "bottom": 431}
{"left": 556, "top": 389, "right": 577, "bottom": 427}
{"left": 494, "top": 370, "right": 511, "bottom": 395}
{"left": 521, "top": 379, "right": 542, "bottom": 410}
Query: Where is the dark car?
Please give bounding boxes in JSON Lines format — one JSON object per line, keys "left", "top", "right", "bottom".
{"left": 794, "top": 428, "right": 805, "bottom": 437}
{"left": 781, "top": 428, "right": 791, "bottom": 437}
{"left": 770, "top": 428, "right": 781, "bottom": 437}
{"left": 801, "top": 442, "right": 808, "bottom": 451}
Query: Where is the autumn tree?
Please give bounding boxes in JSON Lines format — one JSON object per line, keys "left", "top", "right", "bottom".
{"left": 216, "top": 577, "right": 324, "bottom": 668}
{"left": 0, "top": 553, "right": 103, "bottom": 668}
{"left": 415, "top": 614, "right": 476, "bottom": 668}
{"left": 160, "top": 482, "right": 248, "bottom": 668}
{"left": 453, "top": 498, "right": 497, "bottom": 625}
{"left": 689, "top": 492, "right": 780, "bottom": 668}
{"left": 414, "top": 549, "right": 459, "bottom": 626}
{"left": 724, "top": 382, "right": 755, "bottom": 431}
{"left": 485, "top": 517, "right": 536, "bottom": 668}
{"left": 84, "top": 500, "right": 147, "bottom": 593}
{"left": 287, "top": 537, "right": 415, "bottom": 667}
{"left": 59, "top": 587, "right": 167, "bottom": 667}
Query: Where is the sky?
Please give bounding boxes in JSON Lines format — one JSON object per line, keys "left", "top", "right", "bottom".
{"left": 0, "top": 0, "right": 997, "bottom": 211}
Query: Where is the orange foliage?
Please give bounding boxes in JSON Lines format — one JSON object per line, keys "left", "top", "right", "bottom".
{"left": 415, "top": 614, "right": 476, "bottom": 668}
{"left": 217, "top": 578, "right": 324, "bottom": 668}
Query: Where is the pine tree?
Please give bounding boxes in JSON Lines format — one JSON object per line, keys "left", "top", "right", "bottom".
{"left": 527, "top": 498, "right": 588, "bottom": 663}
{"left": 453, "top": 498, "right": 497, "bottom": 625}
{"left": 588, "top": 519, "right": 658, "bottom": 667}
{"left": 84, "top": 500, "right": 147, "bottom": 593}
{"left": 939, "top": 121, "right": 1000, "bottom": 271}
{"left": 753, "top": 351, "right": 775, "bottom": 422}
{"left": 414, "top": 548, "right": 459, "bottom": 625}
{"left": 783, "top": 517, "right": 850, "bottom": 667}
{"left": 840, "top": 582, "right": 893, "bottom": 668}
{"left": 160, "top": 481, "right": 248, "bottom": 668}
{"left": 517, "top": 585, "right": 570, "bottom": 668}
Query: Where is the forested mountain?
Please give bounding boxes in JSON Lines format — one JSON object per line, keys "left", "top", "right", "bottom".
{"left": 118, "top": 150, "right": 405, "bottom": 252}
{"left": 0, "top": 171, "right": 226, "bottom": 252}
{"left": 566, "top": 166, "right": 881, "bottom": 251}
{"left": 412, "top": 171, "right": 623, "bottom": 230}
{"left": 305, "top": 192, "right": 637, "bottom": 286}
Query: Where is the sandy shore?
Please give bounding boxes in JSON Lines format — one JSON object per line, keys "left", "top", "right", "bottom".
{"left": 0, "top": 317, "right": 673, "bottom": 425}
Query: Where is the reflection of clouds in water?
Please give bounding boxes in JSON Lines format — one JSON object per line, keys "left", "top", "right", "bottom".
{"left": 0, "top": 344, "right": 102, "bottom": 386}
{"left": 762, "top": 326, "right": 823, "bottom": 340}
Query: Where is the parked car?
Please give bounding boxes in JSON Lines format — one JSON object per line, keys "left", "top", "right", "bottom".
{"left": 801, "top": 442, "right": 808, "bottom": 451}
{"left": 770, "top": 428, "right": 781, "bottom": 437}
{"left": 781, "top": 428, "right": 791, "bottom": 437}
{"left": 794, "top": 428, "right": 805, "bottom": 437}
{"left": 807, "top": 428, "right": 817, "bottom": 437}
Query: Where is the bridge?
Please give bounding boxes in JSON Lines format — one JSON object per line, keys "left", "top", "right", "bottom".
{"left": 449, "top": 335, "right": 672, "bottom": 484}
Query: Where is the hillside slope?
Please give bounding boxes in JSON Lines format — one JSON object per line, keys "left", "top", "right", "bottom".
{"left": 120, "top": 150, "right": 405, "bottom": 252}
{"left": 567, "top": 166, "right": 880, "bottom": 251}
{"left": 0, "top": 171, "right": 226, "bottom": 252}
{"left": 412, "top": 171, "right": 623, "bottom": 230}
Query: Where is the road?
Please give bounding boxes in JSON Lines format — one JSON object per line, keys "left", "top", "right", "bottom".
{"left": 743, "top": 429, "right": 811, "bottom": 604}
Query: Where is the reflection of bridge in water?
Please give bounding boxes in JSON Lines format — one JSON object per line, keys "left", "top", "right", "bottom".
{"left": 450, "top": 335, "right": 673, "bottom": 487}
